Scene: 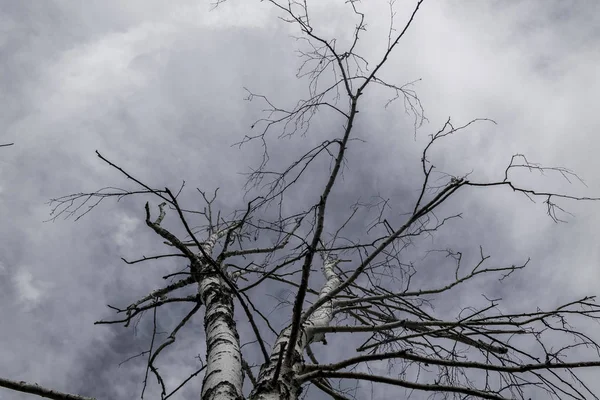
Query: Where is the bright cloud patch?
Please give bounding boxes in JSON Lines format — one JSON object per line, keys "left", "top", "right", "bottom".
{"left": 13, "top": 268, "right": 47, "bottom": 310}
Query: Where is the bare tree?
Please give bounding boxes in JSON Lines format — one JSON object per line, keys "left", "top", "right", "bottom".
{"left": 3, "top": 1, "right": 600, "bottom": 400}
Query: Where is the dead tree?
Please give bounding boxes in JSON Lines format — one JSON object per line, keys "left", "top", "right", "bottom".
{"left": 3, "top": 1, "right": 600, "bottom": 400}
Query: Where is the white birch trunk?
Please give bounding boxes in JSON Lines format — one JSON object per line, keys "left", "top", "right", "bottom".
{"left": 249, "top": 255, "right": 341, "bottom": 400}
{"left": 198, "top": 234, "right": 243, "bottom": 400}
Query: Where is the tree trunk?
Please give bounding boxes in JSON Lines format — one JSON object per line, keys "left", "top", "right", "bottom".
{"left": 249, "top": 256, "right": 342, "bottom": 400}
{"left": 199, "top": 238, "right": 244, "bottom": 400}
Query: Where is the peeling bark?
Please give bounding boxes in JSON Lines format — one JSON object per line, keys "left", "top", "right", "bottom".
{"left": 249, "top": 256, "right": 342, "bottom": 400}
{"left": 198, "top": 237, "right": 243, "bottom": 400}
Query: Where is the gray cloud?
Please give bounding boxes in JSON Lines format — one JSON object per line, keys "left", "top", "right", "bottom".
{"left": 2, "top": 1, "right": 600, "bottom": 399}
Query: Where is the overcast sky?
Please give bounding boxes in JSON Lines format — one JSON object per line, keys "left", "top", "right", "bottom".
{"left": 1, "top": 1, "right": 600, "bottom": 399}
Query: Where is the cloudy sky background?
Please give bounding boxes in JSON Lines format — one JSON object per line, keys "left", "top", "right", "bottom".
{"left": 1, "top": 1, "right": 600, "bottom": 399}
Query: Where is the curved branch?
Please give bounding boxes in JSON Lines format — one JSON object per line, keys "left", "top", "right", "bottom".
{"left": 297, "top": 371, "right": 510, "bottom": 400}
